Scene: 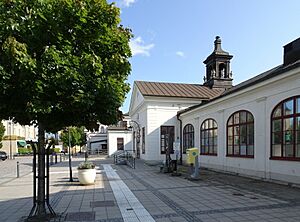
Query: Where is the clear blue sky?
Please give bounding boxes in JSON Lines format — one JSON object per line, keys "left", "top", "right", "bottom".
{"left": 109, "top": 0, "right": 300, "bottom": 113}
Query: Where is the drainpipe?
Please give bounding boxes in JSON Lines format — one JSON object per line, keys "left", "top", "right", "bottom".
{"left": 177, "top": 113, "right": 183, "bottom": 165}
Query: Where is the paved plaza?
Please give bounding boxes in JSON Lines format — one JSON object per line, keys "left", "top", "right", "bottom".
{"left": 0, "top": 156, "right": 300, "bottom": 222}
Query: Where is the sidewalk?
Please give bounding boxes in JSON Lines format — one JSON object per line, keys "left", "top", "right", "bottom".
{"left": 0, "top": 156, "right": 300, "bottom": 222}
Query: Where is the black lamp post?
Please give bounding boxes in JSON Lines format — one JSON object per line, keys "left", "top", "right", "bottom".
{"left": 68, "top": 127, "right": 73, "bottom": 182}
{"left": 129, "top": 120, "right": 140, "bottom": 158}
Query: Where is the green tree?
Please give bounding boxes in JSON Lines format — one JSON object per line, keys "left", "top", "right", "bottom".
{"left": 60, "top": 126, "right": 86, "bottom": 149}
{"left": 0, "top": 0, "right": 131, "bottom": 219}
{"left": 0, "top": 122, "right": 5, "bottom": 149}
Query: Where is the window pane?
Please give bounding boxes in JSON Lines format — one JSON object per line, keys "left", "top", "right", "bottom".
{"left": 297, "top": 98, "right": 300, "bottom": 114}
{"left": 228, "top": 127, "right": 233, "bottom": 136}
{"left": 205, "top": 121, "right": 209, "bottom": 129}
{"left": 240, "top": 125, "right": 247, "bottom": 138}
{"left": 228, "top": 116, "right": 233, "bottom": 125}
{"left": 297, "top": 144, "right": 300, "bottom": 157}
{"left": 240, "top": 112, "right": 247, "bottom": 123}
{"left": 209, "top": 119, "right": 213, "bottom": 128}
{"left": 214, "top": 129, "right": 218, "bottom": 136}
{"left": 272, "top": 132, "right": 282, "bottom": 144}
{"left": 297, "top": 130, "right": 300, "bottom": 144}
{"left": 208, "top": 137, "right": 213, "bottom": 145}
{"left": 284, "top": 118, "right": 293, "bottom": 131}
{"left": 248, "top": 145, "right": 254, "bottom": 156}
{"left": 234, "top": 145, "right": 239, "bottom": 155}
{"left": 273, "top": 105, "right": 282, "bottom": 117}
{"left": 284, "top": 131, "right": 293, "bottom": 144}
{"left": 213, "top": 120, "right": 217, "bottom": 128}
{"left": 272, "top": 144, "right": 281, "bottom": 157}
{"left": 234, "top": 136, "right": 239, "bottom": 145}
{"left": 228, "top": 136, "right": 233, "bottom": 145}
{"left": 283, "top": 144, "right": 293, "bottom": 157}
{"left": 240, "top": 135, "right": 246, "bottom": 145}
{"left": 208, "top": 130, "right": 213, "bottom": 138}
{"left": 234, "top": 126, "right": 239, "bottom": 135}
{"left": 284, "top": 100, "right": 294, "bottom": 116}
{"left": 228, "top": 146, "right": 233, "bottom": 155}
{"left": 297, "top": 117, "right": 300, "bottom": 130}
{"left": 247, "top": 124, "right": 254, "bottom": 144}
{"left": 204, "top": 146, "right": 208, "bottom": 153}
{"left": 272, "top": 119, "right": 281, "bottom": 132}
{"left": 247, "top": 113, "right": 254, "bottom": 122}
{"left": 240, "top": 145, "right": 247, "bottom": 155}
{"left": 234, "top": 113, "right": 239, "bottom": 124}
{"left": 247, "top": 132, "right": 254, "bottom": 145}
{"left": 213, "top": 145, "right": 217, "bottom": 154}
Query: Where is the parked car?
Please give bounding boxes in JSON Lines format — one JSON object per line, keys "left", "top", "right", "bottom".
{"left": 0, "top": 151, "right": 8, "bottom": 161}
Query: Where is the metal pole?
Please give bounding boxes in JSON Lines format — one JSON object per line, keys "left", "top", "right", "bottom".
{"left": 17, "top": 161, "right": 20, "bottom": 178}
{"left": 9, "top": 119, "right": 12, "bottom": 159}
{"left": 68, "top": 128, "right": 73, "bottom": 182}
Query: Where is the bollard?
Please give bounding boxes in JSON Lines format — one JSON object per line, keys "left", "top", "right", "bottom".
{"left": 50, "top": 155, "right": 53, "bottom": 165}
{"left": 55, "top": 154, "right": 57, "bottom": 164}
{"left": 17, "top": 161, "right": 20, "bottom": 178}
{"left": 60, "top": 154, "right": 62, "bottom": 162}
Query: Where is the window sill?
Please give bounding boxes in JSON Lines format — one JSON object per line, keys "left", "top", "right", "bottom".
{"left": 270, "top": 157, "right": 300, "bottom": 161}
{"left": 200, "top": 153, "right": 217, "bottom": 156}
{"left": 226, "top": 155, "right": 254, "bottom": 158}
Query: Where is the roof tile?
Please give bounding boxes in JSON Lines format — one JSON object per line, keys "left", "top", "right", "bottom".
{"left": 135, "top": 81, "right": 223, "bottom": 99}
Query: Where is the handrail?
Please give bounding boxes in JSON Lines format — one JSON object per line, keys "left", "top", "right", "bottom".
{"left": 113, "top": 150, "right": 135, "bottom": 169}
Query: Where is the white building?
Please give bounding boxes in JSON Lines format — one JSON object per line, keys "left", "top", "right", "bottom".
{"left": 86, "top": 124, "right": 108, "bottom": 154}
{"left": 107, "top": 114, "right": 132, "bottom": 156}
{"left": 128, "top": 36, "right": 300, "bottom": 184}
{"left": 1, "top": 119, "right": 37, "bottom": 156}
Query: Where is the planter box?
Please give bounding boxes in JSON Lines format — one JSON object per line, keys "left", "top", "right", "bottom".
{"left": 78, "top": 168, "right": 96, "bottom": 185}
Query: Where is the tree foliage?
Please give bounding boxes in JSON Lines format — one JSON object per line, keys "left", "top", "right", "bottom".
{"left": 0, "top": 122, "right": 5, "bottom": 149}
{"left": 60, "top": 126, "right": 86, "bottom": 148}
{"left": 0, "top": 0, "right": 131, "bottom": 217}
{"left": 0, "top": 0, "right": 132, "bottom": 132}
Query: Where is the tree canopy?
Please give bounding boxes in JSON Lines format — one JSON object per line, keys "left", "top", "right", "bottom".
{"left": 0, "top": 0, "right": 132, "bottom": 218}
{"left": 60, "top": 126, "right": 86, "bottom": 148}
{"left": 0, "top": 0, "right": 132, "bottom": 132}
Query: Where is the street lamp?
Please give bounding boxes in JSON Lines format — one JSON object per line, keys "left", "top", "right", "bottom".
{"left": 129, "top": 120, "right": 141, "bottom": 158}
{"left": 83, "top": 129, "right": 89, "bottom": 161}
{"left": 68, "top": 127, "right": 73, "bottom": 182}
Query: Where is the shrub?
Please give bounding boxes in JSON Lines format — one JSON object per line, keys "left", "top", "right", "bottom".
{"left": 78, "top": 161, "right": 95, "bottom": 170}
{"left": 18, "top": 148, "right": 31, "bottom": 154}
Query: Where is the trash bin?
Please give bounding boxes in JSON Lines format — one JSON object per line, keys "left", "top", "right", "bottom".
{"left": 186, "top": 148, "right": 199, "bottom": 164}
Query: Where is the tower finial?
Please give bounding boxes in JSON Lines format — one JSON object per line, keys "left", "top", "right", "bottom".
{"left": 214, "top": 36, "right": 222, "bottom": 51}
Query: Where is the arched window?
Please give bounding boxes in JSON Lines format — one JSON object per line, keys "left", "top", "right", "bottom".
{"left": 200, "top": 119, "right": 217, "bottom": 155}
{"left": 271, "top": 96, "right": 300, "bottom": 160}
{"left": 183, "top": 124, "right": 194, "bottom": 154}
{"left": 227, "top": 110, "right": 254, "bottom": 157}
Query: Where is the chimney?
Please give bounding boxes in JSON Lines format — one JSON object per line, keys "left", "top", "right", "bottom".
{"left": 284, "top": 37, "right": 300, "bottom": 65}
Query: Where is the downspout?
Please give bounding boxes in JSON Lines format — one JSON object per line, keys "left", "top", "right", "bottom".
{"left": 177, "top": 113, "right": 183, "bottom": 165}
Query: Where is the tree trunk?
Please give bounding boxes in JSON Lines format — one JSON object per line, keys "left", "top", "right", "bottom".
{"left": 37, "top": 123, "right": 46, "bottom": 216}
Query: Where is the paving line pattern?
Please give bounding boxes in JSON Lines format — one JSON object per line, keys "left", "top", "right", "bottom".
{"left": 102, "top": 164, "right": 155, "bottom": 222}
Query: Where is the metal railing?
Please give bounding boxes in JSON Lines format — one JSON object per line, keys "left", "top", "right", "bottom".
{"left": 113, "top": 150, "right": 135, "bottom": 169}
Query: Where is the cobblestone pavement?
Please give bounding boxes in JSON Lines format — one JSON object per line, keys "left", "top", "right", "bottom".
{"left": 0, "top": 156, "right": 33, "bottom": 185}
{"left": 1, "top": 157, "right": 300, "bottom": 222}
